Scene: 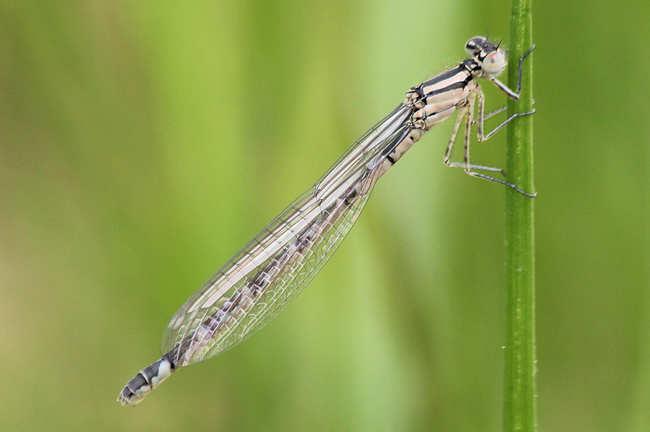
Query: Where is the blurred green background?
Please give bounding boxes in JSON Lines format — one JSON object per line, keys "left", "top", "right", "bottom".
{"left": 1, "top": 0, "right": 648, "bottom": 431}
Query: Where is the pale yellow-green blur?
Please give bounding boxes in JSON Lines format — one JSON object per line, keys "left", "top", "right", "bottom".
{"left": 1, "top": 1, "right": 648, "bottom": 431}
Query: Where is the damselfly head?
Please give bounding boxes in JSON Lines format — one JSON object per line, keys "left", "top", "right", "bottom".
{"left": 480, "top": 48, "right": 507, "bottom": 76}
{"left": 465, "top": 36, "right": 507, "bottom": 77}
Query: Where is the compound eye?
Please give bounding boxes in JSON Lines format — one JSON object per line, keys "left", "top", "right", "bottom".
{"left": 482, "top": 50, "right": 506, "bottom": 75}
{"left": 465, "top": 36, "right": 487, "bottom": 57}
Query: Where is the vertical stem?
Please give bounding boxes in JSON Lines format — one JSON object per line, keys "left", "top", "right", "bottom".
{"left": 503, "top": 0, "right": 536, "bottom": 431}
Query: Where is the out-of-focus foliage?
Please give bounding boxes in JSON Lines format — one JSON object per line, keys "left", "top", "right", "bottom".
{"left": 1, "top": 1, "right": 648, "bottom": 431}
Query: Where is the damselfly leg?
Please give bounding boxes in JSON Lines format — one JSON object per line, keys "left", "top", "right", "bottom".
{"left": 444, "top": 45, "right": 536, "bottom": 197}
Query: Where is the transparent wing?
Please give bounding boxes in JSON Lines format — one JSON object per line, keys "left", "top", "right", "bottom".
{"left": 161, "top": 104, "right": 413, "bottom": 366}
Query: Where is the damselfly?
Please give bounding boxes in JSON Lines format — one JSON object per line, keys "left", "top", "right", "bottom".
{"left": 118, "top": 37, "right": 535, "bottom": 406}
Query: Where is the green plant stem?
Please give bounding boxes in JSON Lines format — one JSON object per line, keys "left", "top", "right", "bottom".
{"left": 503, "top": 0, "right": 536, "bottom": 431}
